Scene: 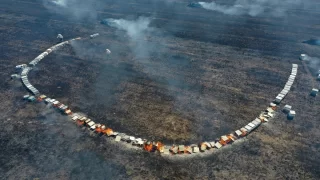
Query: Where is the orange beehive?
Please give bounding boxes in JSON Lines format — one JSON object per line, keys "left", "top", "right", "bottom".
{"left": 240, "top": 128, "right": 248, "bottom": 136}
{"left": 227, "top": 134, "right": 236, "bottom": 142}
{"left": 103, "top": 128, "right": 114, "bottom": 136}
{"left": 156, "top": 142, "right": 164, "bottom": 152}
{"left": 76, "top": 119, "right": 84, "bottom": 126}
{"left": 95, "top": 127, "right": 102, "bottom": 133}
{"left": 219, "top": 135, "right": 229, "bottom": 145}
{"left": 65, "top": 109, "right": 72, "bottom": 115}
{"left": 144, "top": 142, "right": 154, "bottom": 152}
{"left": 259, "top": 116, "right": 266, "bottom": 122}
{"left": 184, "top": 146, "right": 192, "bottom": 154}
{"left": 170, "top": 145, "right": 178, "bottom": 154}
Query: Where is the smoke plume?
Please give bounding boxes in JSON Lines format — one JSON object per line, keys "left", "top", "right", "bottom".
{"left": 103, "top": 17, "right": 163, "bottom": 75}
{"left": 303, "top": 38, "right": 320, "bottom": 46}
{"left": 302, "top": 55, "right": 320, "bottom": 74}
{"left": 106, "top": 17, "right": 153, "bottom": 45}
{"left": 198, "top": 0, "right": 304, "bottom": 17}
{"left": 43, "top": 0, "right": 101, "bottom": 21}
{"left": 51, "top": 0, "right": 67, "bottom": 7}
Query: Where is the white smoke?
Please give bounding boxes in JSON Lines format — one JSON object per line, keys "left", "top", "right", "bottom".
{"left": 106, "top": 17, "right": 156, "bottom": 61}
{"left": 43, "top": 0, "right": 100, "bottom": 21}
{"left": 302, "top": 55, "right": 320, "bottom": 74}
{"left": 199, "top": 0, "right": 303, "bottom": 17}
{"left": 106, "top": 17, "right": 153, "bottom": 42}
{"left": 307, "top": 56, "right": 320, "bottom": 68}
{"left": 51, "top": 0, "right": 67, "bottom": 7}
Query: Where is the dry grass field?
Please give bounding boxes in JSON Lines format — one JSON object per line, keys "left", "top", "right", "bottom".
{"left": 0, "top": 0, "right": 319, "bottom": 179}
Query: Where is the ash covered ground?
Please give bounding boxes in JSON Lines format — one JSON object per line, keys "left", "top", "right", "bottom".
{"left": 0, "top": 0, "right": 320, "bottom": 179}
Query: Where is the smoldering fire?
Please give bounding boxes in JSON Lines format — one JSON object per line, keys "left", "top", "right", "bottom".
{"left": 197, "top": 0, "right": 305, "bottom": 17}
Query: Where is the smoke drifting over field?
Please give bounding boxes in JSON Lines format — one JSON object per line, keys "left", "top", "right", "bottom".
{"left": 103, "top": 17, "right": 169, "bottom": 76}
{"left": 106, "top": 17, "right": 153, "bottom": 42}
{"left": 51, "top": 0, "right": 66, "bottom": 7}
{"left": 43, "top": 0, "right": 101, "bottom": 21}
{"left": 198, "top": 0, "right": 304, "bottom": 17}
{"left": 303, "top": 38, "right": 320, "bottom": 46}
{"left": 106, "top": 17, "right": 154, "bottom": 59}
{"left": 303, "top": 55, "right": 320, "bottom": 73}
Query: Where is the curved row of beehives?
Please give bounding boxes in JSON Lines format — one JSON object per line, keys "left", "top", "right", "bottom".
{"left": 17, "top": 37, "right": 82, "bottom": 97}
{"left": 18, "top": 35, "right": 297, "bottom": 156}
{"left": 273, "top": 64, "right": 298, "bottom": 104}
{"left": 20, "top": 67, "right": 40, "bottom": 95}
{"left": 28, "top": 41, "right": 70, "bottom": 67}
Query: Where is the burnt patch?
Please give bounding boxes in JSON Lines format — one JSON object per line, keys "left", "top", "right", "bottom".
{"left": 246, "top": 68, "right": 285, "bottom": 87}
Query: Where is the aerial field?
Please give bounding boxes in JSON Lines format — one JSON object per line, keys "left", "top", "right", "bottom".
{"left": 0, "top": 0, "right": 319, "bottom": 179}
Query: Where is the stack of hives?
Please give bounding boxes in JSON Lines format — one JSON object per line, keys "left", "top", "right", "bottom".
{"left": 20, "top": 67, "right": 31, "bottom": 76}
{"left": 23, "top": 94, "right": 36, "bottom": 102}
{"left": 70, "top": 112, "right": 146, "bottom": 146}
{"left": 283, "top": 105, "right": 296, "bottom": 119}
{"left": 163, "top": 115, "right": 266, "bottom": 155}
{"left": 11, "top": 74, "right": 20, "bottom": 79}
{"left": 29, "top": 51, "right": 49, "bottom": 67}
{"left": 15, "top": 64, "right": 27, "bottom": 69}
{"left": 43, "top": 97, "right": 73, "bottom": 115}
{"left": 29, "top": 41, "right": 70, "bottom": 67}
{"left": 28, "top": 36, "right": 85, "bottom": 68}
{"left": 16, "top": 35, "right": 96, "bottom": 97}
{"left": 274, "top": 64, "right": 298, "bottom": 104}
{"left": 311, "top": 88, "right": 319, "bottom": 97}
{"left": 18, "top": 38, "right": 81, "bottom": 97}
{"left": 20, "top": 67, "right": 40, "bottom": 95}
{"left": 90, "top": 33, "right": 99, "bottom": 39}
{"left": 164, "top": 103, "right": 277, "bottom": 155}
{"left": 22, "top": 93, "right": 222, "bottom": 155}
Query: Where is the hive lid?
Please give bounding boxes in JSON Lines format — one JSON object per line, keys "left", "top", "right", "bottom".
{"left": 178, "top": 145, "right": 185, "bottom": 151}
{"left": 193, "top": 147, "right": 200, "bottom": 153}
{"left": 215, "top": 142, "right": 222, "bottom": 149}
{"left": 284, "top": 105, "right": 292, "bottom": 109}
{"left": 248, "top": 123, "right": 256, "bottom": 128}
{"left": 221, "top": 135, "right": 228, "bottom": 141}
{"left": 87, "top": 121, "right": 95, "bottom": 126}
{"left": 235, "top": 130, "right": 242, "bottom": 136}
{"left": 209, "top": 142, "right": 216, "bottom": 147}
{"left": 240, "top": 127, "right": 247, "bottom": 132}
{"left": 186, "top": 146, "right": 192, "bottom": 153}
{"left": 254, "top": 119, "right": 261, "bottom": 125}
{"left": 270, "top": 103, "right": 276, "bottom": 107}
{"left": 163, "top": 149, "right": 170, "bottom": 155}
{"left": 289, "top": 110, "right": 296, "bottom": 115}
{"left": 204, "top": 142, "right": 211, "bottom": 148}
{"left": 252, "top": 120, "right": 260, "bottom": 126}
{"left": 115, "top": 136, "right": 121, "bottom": 142}
{"left": 245, "top": 125, "right": 253, "bottom": 131}
{"left": 171, "top": 146, "right": 178, "bottom": 153}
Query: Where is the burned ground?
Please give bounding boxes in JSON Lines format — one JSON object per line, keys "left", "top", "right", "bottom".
{"left": 0, "top": 0, "right": 320, "bottom": 179}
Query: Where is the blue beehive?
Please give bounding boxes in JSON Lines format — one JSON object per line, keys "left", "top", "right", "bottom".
{"left": 23, "top": 95, "right": 30, "bottom": 100}
{"left": 28, "top": 96, "right": 36, "bottom": 102}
